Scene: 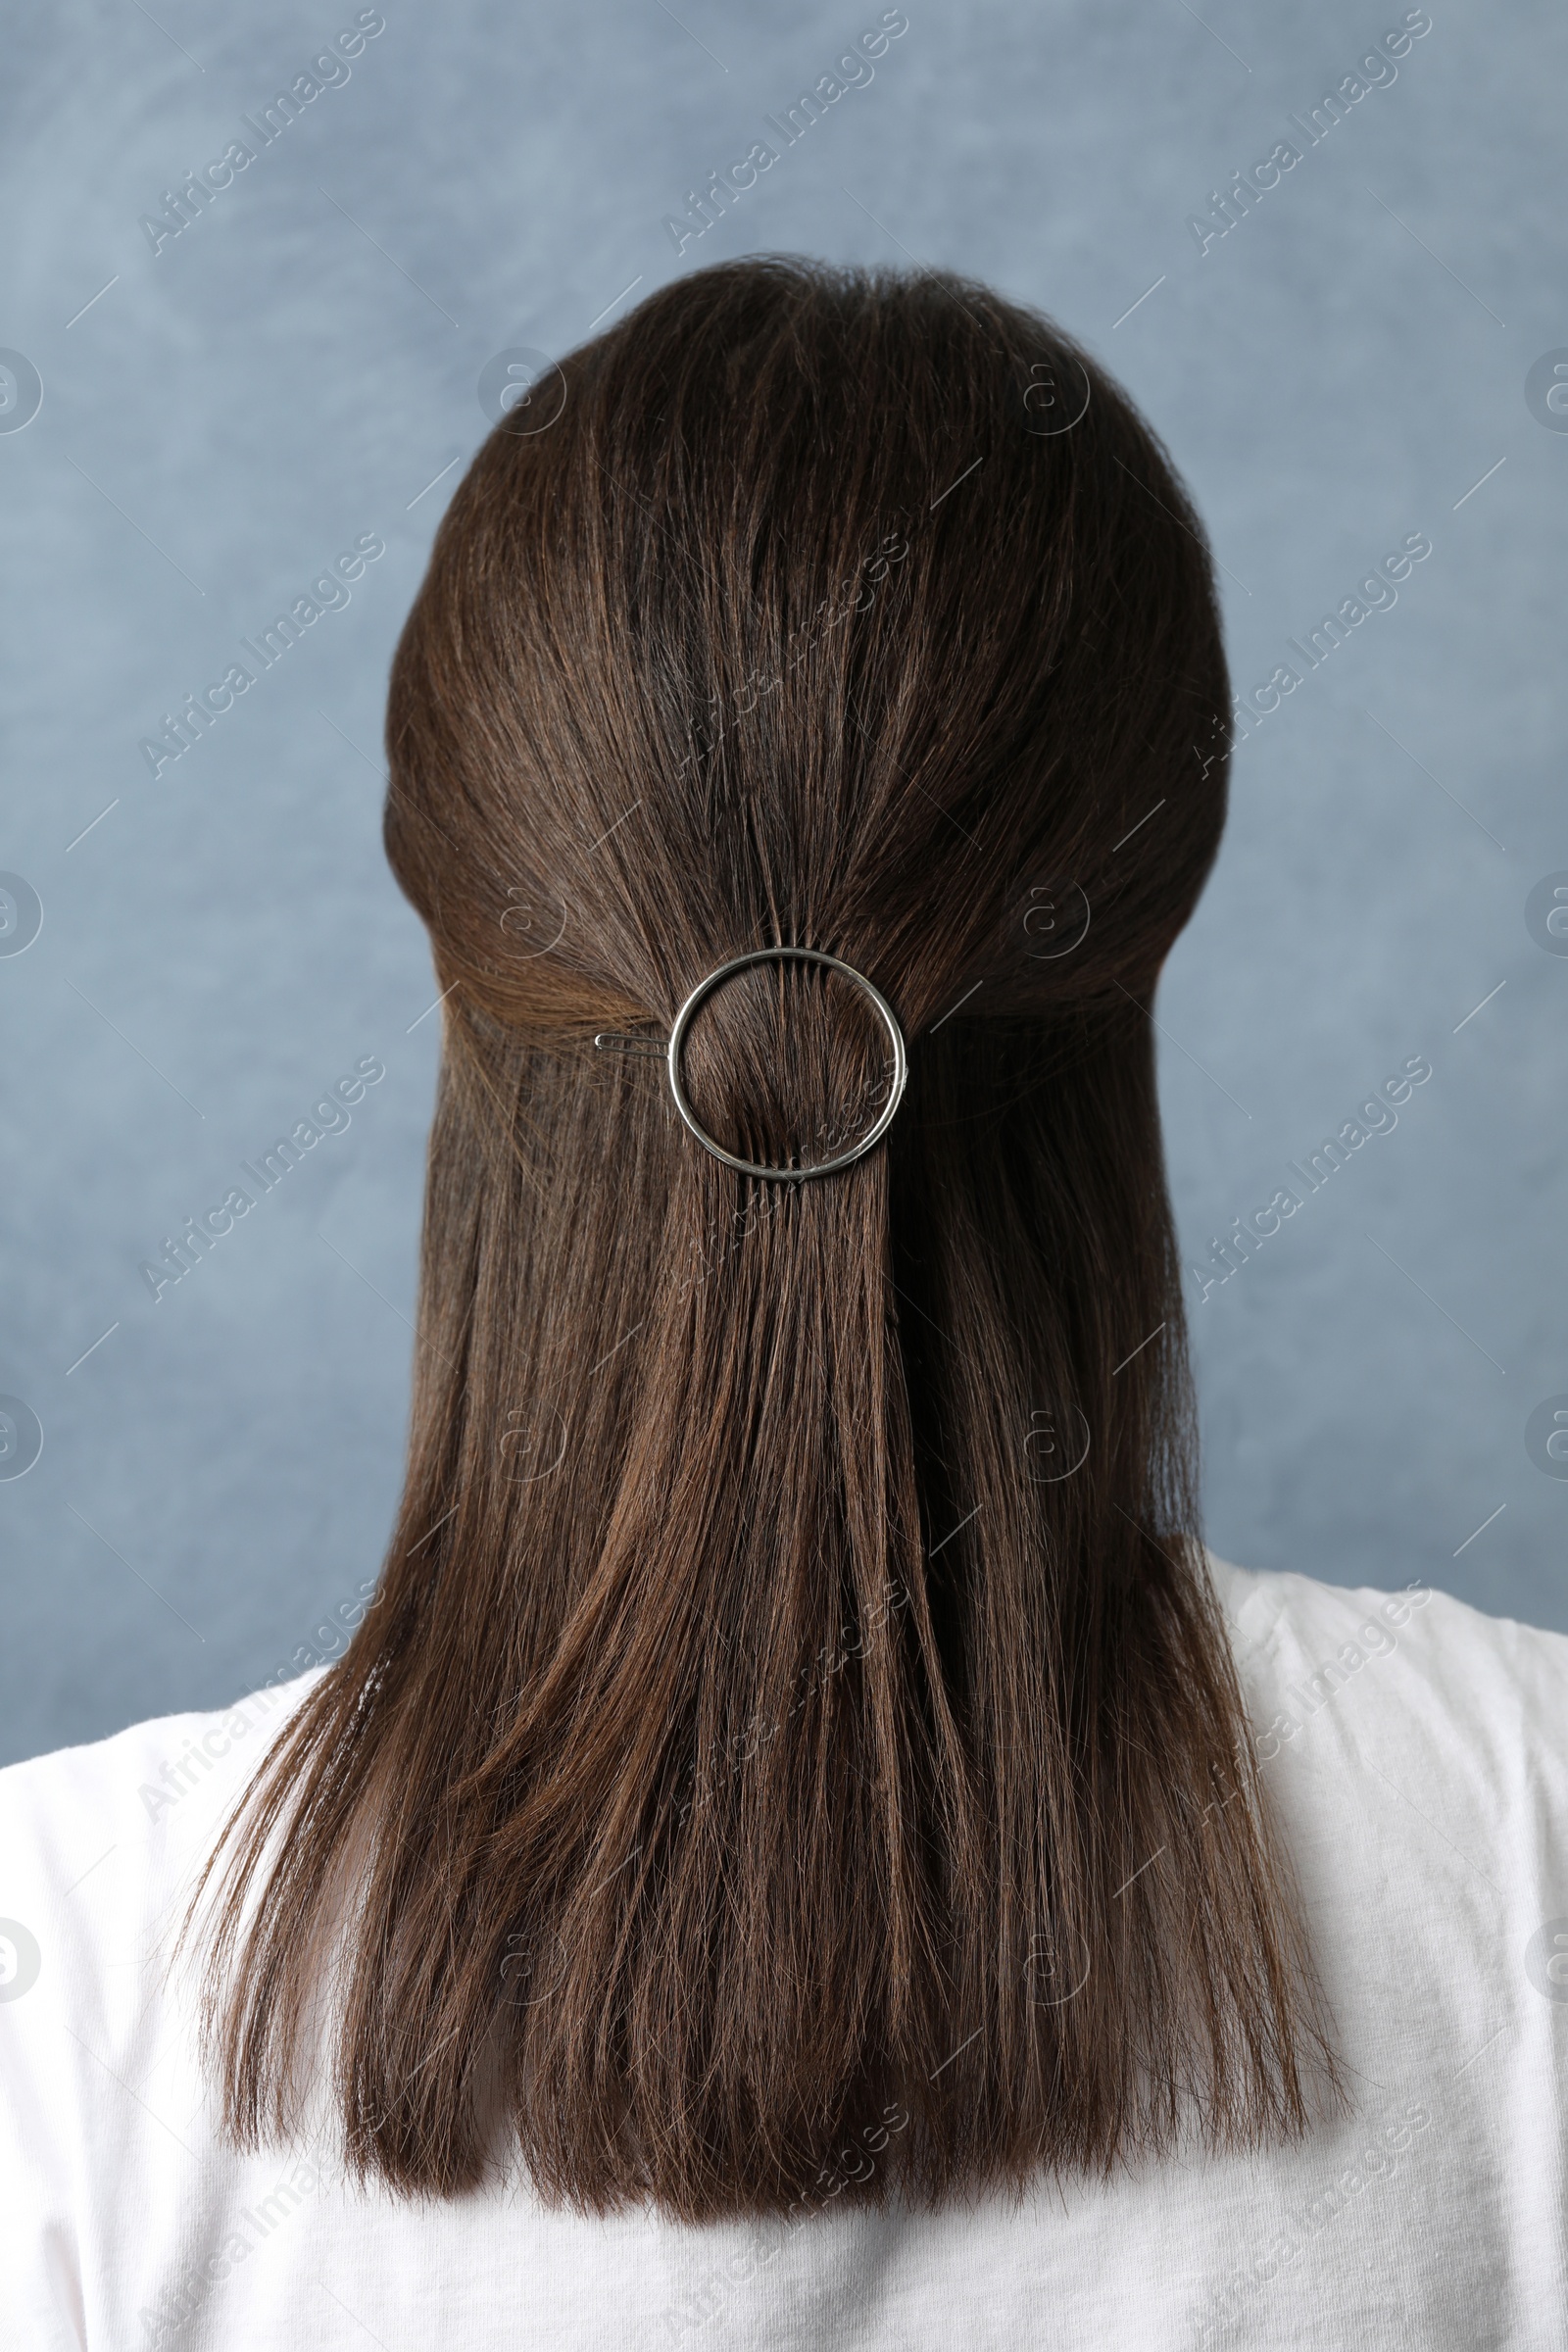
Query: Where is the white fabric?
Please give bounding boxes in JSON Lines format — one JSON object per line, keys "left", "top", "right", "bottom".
{"left": 2, "top": 1553, "right": 1566, "bottom": 2349}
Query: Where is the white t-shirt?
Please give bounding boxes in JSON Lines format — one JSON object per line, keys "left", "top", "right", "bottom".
{"left": 2, "top": 1553, "right": 1566, "bottom": 2350}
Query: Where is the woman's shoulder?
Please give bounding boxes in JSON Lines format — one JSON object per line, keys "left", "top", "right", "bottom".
{"left": 1206, "top": 1542, "right": 1568, "bottom": 1669}
{"left": 1204, "top": 1544, "right": 1568, "bottom": 1781}
{"left": 0, "top": 1669, "right": 327, "bottom": 1949}
{"left": 0, "top": 1675, "right": 325, "bottom": 2351}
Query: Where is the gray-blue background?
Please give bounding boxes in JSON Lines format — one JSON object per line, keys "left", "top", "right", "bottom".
{"left": 2, "top": 0, "right": 1563, "bottom": 1766}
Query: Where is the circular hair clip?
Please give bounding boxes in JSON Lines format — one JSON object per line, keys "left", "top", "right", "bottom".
{"left": 595, "top": 945, "right": 908, "bottom": 1182}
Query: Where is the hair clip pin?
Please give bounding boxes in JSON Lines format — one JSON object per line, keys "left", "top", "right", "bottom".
{"left": 593, "top": 1031, "right": 667, "bottom": 1059}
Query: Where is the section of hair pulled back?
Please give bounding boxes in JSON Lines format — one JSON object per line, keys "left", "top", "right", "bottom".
{"left": 187, "top": 258, "right": 1341, "bottom": 2222}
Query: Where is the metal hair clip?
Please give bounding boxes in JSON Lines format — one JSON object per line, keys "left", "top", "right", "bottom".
{"left": 594, "top": 945, "right": 909, "bottom": 1181}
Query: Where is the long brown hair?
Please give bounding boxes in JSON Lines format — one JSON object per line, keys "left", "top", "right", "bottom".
{"left": 189, "top": 257, "right": 1338, "bottom": 2221}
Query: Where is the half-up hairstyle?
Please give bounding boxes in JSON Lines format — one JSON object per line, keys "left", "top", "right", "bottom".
{"left": 187, "top": 256, "right": 1340, "bottom": 2221}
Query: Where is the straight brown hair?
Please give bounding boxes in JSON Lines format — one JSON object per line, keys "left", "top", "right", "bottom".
{"left": 187, "top": 256, "right": 1339, "bottom": 2222}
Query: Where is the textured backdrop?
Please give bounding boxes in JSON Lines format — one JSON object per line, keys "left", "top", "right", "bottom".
{"left": 2, "top": 0, "right": 1563, "bottom": 1765}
